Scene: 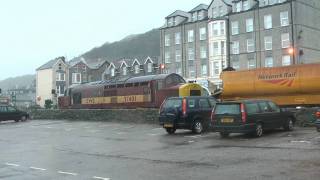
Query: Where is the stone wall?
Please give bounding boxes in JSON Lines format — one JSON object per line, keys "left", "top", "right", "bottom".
{"left": 30, "top": 109, "right": 159, "bottom": 124}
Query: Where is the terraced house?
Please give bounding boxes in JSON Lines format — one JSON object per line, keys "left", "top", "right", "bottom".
{"left": 161, "top": 0, "right": 320, "bottom": 89}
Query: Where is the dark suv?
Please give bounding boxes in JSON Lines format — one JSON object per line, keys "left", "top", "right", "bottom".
{"left": 159, "top": 96, "right": 216, "bottom": 134}
{"left": 211, "top": 100, "right": 295, "bottom": 137}
{"left": 0, "top": 105, "right": 29, "bottom": 122}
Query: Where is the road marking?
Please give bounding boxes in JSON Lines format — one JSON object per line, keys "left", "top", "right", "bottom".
{"left": 93, "top": 176, "right": 111, "bottom": 180}
{"left": 291, "top": 140, "right": 311, "bottom": 143}
{"left": 184, "top": 135, "right": 202, "bottom": 138}
{"left": 188, "top": 140, "right": 195, "bottom": 143}
{"left": 152, "top": 128, "right": 163, "bottom": 131}
{"left": 147, "top": 133, "right": 162, "bottom": 136}
{"left": 30, "top": 167, "right": 46, "bottom": 171}
{"left": 5, "top": 163, "right": 20, "bottom": 167}
{"left": 117, "top": 132, "right": 127, "bottom": 135}
{"left": 57, "top": 171, "right": 78, "bottom": 176}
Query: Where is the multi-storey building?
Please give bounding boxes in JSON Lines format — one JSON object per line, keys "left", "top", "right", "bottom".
{"left": 160, "top": 4, "right": 210, "bottom": 86}
{"left": 207, "top": 0, "right": 232, "bottom": 87}
{"left": 36, "top": 57, "right": 68, "bottom": 107}
{"left": 229, "top": 0, "right": 320, "bottom": 70}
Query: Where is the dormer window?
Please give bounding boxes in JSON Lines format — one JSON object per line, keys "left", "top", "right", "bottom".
{"left": 198, "top": 11, "right": 203, "bottom": 20}
{"left": 192, "top": 12, "right": 197, "bottom": 21}
{"left": 122, "top": 66, "right": 127, "bottom": 76}
{"left": 110, "top": 67, "right": 115, "bottom": 77}
{"left": 212, "top": 7, "right": 218, "bottom": 18}
{"left": 243, "top": 0, "right": 249, "bottom": 11}
{"left": 218, "top": 6, "right": 224, "bottom": 16}
{"left": 167, "top": 18, "right": 173, "bottom": 26}
{"left": 235, "top": 2, "right": 242, "bottom": 12}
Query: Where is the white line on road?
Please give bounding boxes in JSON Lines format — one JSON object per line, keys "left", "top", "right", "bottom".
{"left": 30, "top": 167, "right": 47, "bottom": 171}
{"left": 93, "top": 176, "right": 111, "bottom": 180}
{"left": 57, "top": 171, "right": 78, "bottom": 176}
{"left": 151, "top": 128, "right": 163, "bottom": 131}
{"left": 188, "top": 140, "right": 195, "bottom": 143}
{"left": 290, "top": 140, "right": 311, "bottom": 144}
{"left": 147, "top": 133, "right": 162, "bottom": 136}
{"left": 184, "top": 135, "right": 202, "bottom": 138}
{"left": 5, "top": 163, "right": 20, "bottom": 167}
{"left": 117, "top": 132, "right": 127, "bottom": 135}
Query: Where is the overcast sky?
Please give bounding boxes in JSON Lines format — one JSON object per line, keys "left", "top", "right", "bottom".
{"left": 0, "top": 0, "right": 208, "bottom": 81}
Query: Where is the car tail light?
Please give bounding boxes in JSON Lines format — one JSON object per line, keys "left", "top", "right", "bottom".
{"left": 316, "top": 111, "right": 320, "bottom": 118}
{"left": 182, "top": 98, "right": 187, "bottom": 117}
{"left": 240, "top": 103, "right": 247, "bottom": 123}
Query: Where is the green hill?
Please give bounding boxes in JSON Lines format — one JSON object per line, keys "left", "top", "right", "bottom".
{"left": 0, "top": 75, "right": 35, "bottom": 91}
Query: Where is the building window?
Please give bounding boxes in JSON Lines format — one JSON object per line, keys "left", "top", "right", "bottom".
{"left": 282, "top": 55, "right": 291, "bottom": 66}
{"left": 264, "top": 15, "right": 272, "bottom": 29}
{"left": 231, "top": 21, "right": 239, "bottom": 35}
{"left": 188, "top": 30, "right": 194, "bottom": 42}
{"left": 221, "top": 41, "right": 225, "bottom": 55}
{"left": 175, "top": 49, "right": 181, "bottom": 62}
{"left": 189, "top": 66, "right": 195, "bottom": 78}
{"left": 264, "top": 36, "right": 273, "bottom": 50}
{"left": 247, "top": 39, "right": 255, "bottom": 52}
{"left": 235, "top": 2, "right": 242, "bottom": 12}
{"left": 212, "top": 7, "right": 217, "bottom": 18}
{"left": 176, "top": 65, "right": 182, "bottom": 75}
{"left": 56, "top": 73, "right": 65, "bottom": 81}
{"left": 243, "top": 0, "right": 249, "bottom": 11}
{"left": 201, "top": 64, "right": 207, "bottom": 76}
{"left": 199, "top": 27, "right": 206, "bottom": 40}
{"left": 198, "top": 11, "right": 203, "bottom": 20}
{"left": 188, "top": 47, "right": 195, "bottom": 60}
{"left": 281, "top": 33, "right": 290, "bottom": 48}
{"left": 167, "top": 18, "right": 173, "bottom": 26}
{"left": 246, "top": 18, "right": 253, "bottom": 32}
{"left": 175, "top": 32, "right": 181, "bottom": 45}
{"left": 280, "top": 11, "right": 289, "bottom": 26}
{"left": 220, "top": 21, "right": 225, "bottom": 35}
{"left": 110, "top": 67, "right": 115, "bottom": 77}
{"left": 200, "top": 46, "right": 207, "bottom": 59}
{"left": 134, "top": 65, "right": 140, "bottom": 74}
{"left": 248, "top": 58, "right": 256, "bottom": 69}
{"left": 192, "top": 12, "right": 197, "bottom": 21}
{"left": 72, "top": 73, "right": 81, "bottom": 84}
{"left": 232, "top": 59, "right": 240, "bottom": 70}
{"left": 147, "top": 63, "right": 152, "bottom": 73}
{"left": 214, "top": 62, "right": 220, "bottom": 75}
{"left": 122, "top": 67, "right": 127, "bottom": 76}
{"left": 265, "top": 57, "right": 273, "bottom": 67}
{"left": 213, "top": 42, "right": 219, "bottom": 56}
{"left": 165, "top": 51, "right": 170, "bottom": 63}
{"left": 213, "top": 22, "right": 219, "bottom": 36}
{"left": 165, "top": 34, "right": 170, "bottom": 46}
{"left": 232, "top": 41, "right": 239, "bottom": 54}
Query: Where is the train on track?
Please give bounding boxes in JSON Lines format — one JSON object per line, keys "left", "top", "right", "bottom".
{"left": 58, "top": 73, "right": 206, "bottom": 109}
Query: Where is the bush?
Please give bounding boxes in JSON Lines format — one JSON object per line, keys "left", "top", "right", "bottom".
{"left": 44, "top": 99, "right": 53, "bottom": 109}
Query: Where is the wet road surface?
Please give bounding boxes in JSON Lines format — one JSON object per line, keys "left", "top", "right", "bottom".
{"left": 0, "top": 120, "right": 319, "bottom": 180}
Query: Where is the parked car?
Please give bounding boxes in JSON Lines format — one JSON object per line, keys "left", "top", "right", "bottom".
{"left": 211, "top": 100, "right": 295, "bottom": 137}
{"left": 0, "top": 105, "right": 29, "bottom": 122}
{"left": 159, "top": 96, "right": 216, "bottom": 134}
{"left": 315, "top": 110, "right": 320, "bottom": 132}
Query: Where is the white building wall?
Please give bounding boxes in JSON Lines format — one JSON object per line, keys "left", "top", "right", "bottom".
{"left": 36, "top": 69, "right": 53, "bottom": 107}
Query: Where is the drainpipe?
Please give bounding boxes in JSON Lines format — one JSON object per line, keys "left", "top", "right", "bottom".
{"left": 290, "top": 0, "right": 296, "bottom": 64}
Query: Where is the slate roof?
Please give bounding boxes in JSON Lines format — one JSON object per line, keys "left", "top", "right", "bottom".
{"left": 189, "top": 4, "right": 209, "bottom": 12}
{"left": 166, "top": 10, "right": 191, "bottom": 19}
{"left": 36, "top": 57, "right": 65, "bottom": 71}
{"left": 68, "top": 57, "right": 109, "bottom": 70}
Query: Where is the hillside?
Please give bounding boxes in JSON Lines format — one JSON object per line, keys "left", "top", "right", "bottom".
{"left": 0, "top": 75, "right": 35, "bottom": 91}
{"left": 82, "top": 28, "right": 160, "bottom": 61}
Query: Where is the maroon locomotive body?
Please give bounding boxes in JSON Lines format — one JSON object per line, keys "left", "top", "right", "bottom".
{"left": 58, "top": 73, "right": 202, "bottom": 109}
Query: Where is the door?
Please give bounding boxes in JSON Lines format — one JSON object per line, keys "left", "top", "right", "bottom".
{"left": 0, "top": 106, "right": 7, "bottom": 121}
{"left": 267, "top": 101, "right": 283, "bottom": 128}
{"left": 257, "top": 101, "right": 277, "bottom": 129}
{"left": 198, "top": 98, "right": 213, "bottom": 125}
{"left": 7, "top": 106, "right": 19, "bottom": 120}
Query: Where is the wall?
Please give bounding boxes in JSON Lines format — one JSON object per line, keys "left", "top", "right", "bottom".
{"left": 36, "top": 69, "right": 53, "bottom": 107}
{"left": 31, "top": 109, "right": 159, "bottom": 124}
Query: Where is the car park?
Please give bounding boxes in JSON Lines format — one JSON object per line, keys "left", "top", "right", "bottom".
{"left": 0, "top": 105, "right": 29, "bottom": 122}
{"left": 211, "top": 100, "right": 295, "bottom": 137}
{"left": 159, "top": 96, "right": 216, "bottom": 134}
{"left": 315, "top": 110, "right": 320, "bottom": 132}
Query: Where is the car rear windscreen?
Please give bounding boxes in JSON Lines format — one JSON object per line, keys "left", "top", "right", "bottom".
{"left": 215, "top": 104, "right": 240, "bottom": 114}
{"left": 164, "top": 99, "right": 182, "bottom": 109}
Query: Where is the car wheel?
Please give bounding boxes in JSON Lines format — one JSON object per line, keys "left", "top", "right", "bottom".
{"left": 14, "top": 119, "right": 20, "bottom": 122}
{"left": 283, "top": 118, "right": 294, "bottom": 131}
{"left": 254, "top": 123, "right": 263, "bottom": 137}
{"left": 193, "top": 120, "right": 204, "bottom": 134}
{"left": 220, "top": 132, "right": 230, "bottom": 138}
{"left": 21, "top": 116, "right": 27, "bottom": 122}
{"left": 165, "top": 127, "right": 176, "bottom": 134}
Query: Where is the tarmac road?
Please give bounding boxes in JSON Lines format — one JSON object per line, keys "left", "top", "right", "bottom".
{"left": 0, "top": 119, "right": 319, "bottom": 180}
